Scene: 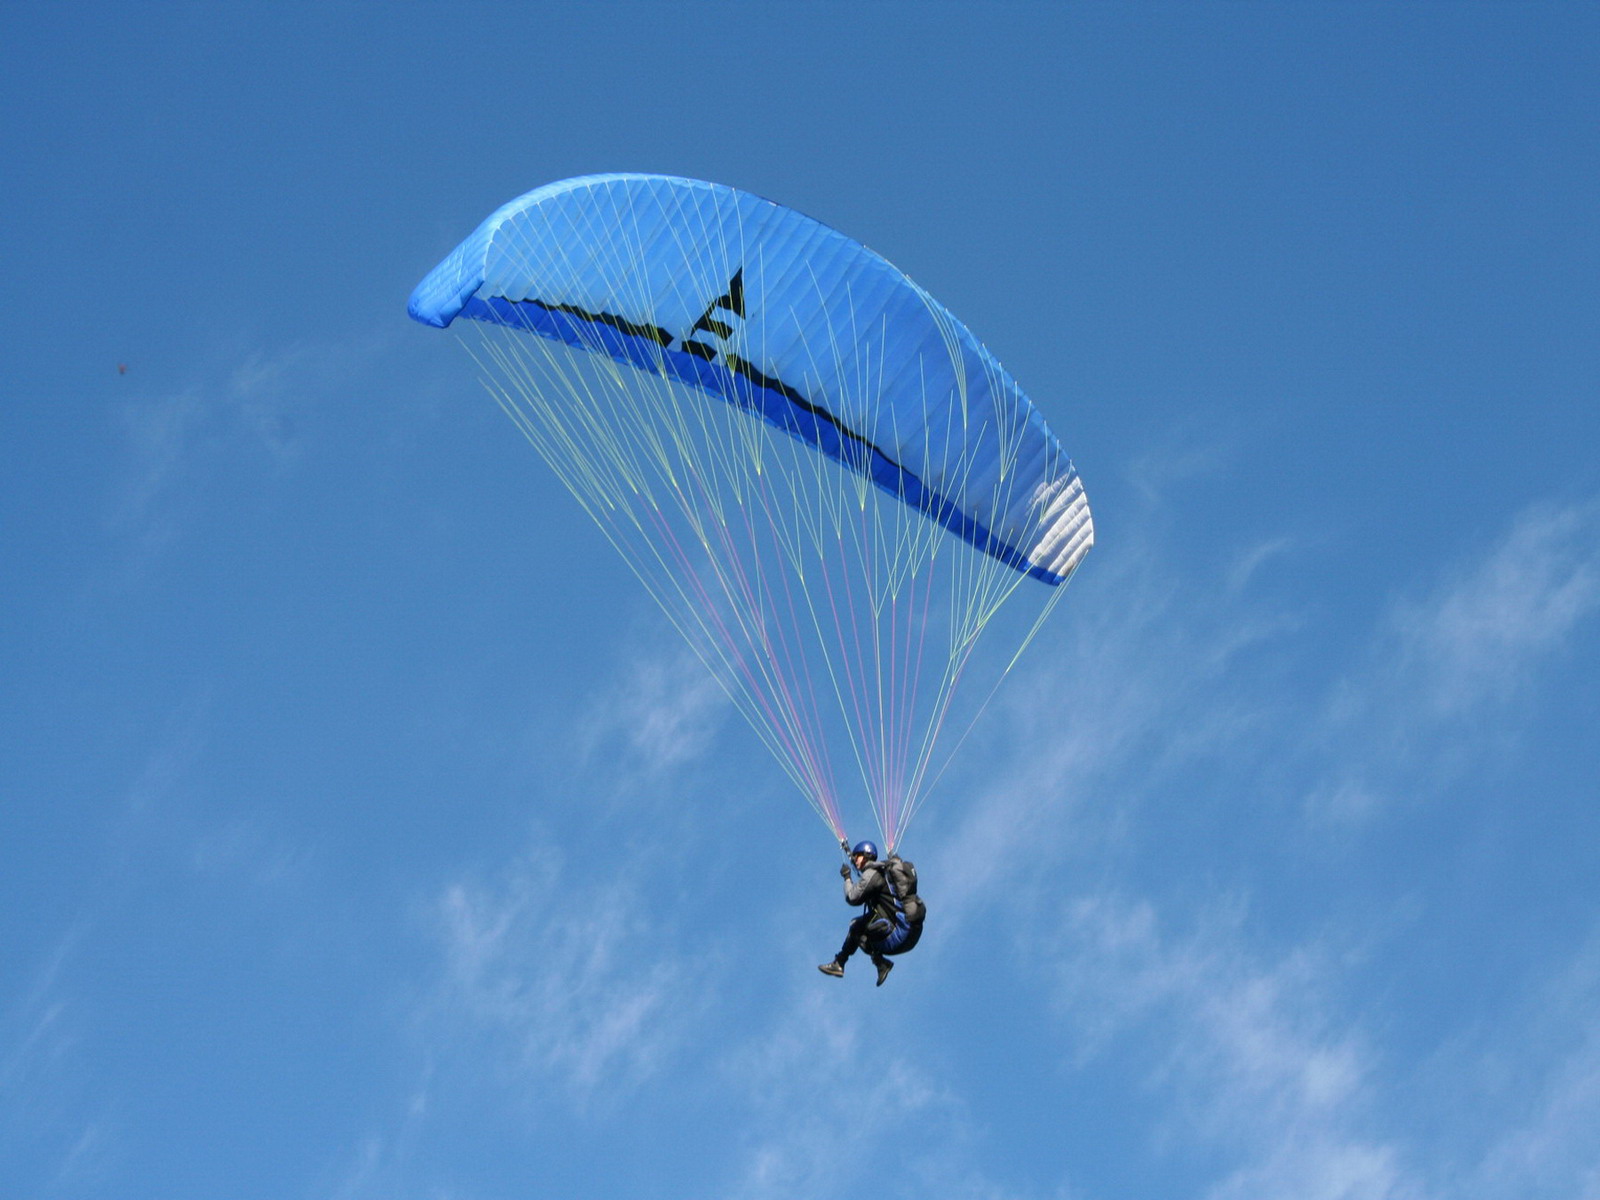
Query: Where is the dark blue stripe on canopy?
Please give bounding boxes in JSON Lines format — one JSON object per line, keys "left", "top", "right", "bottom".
{"left": 460, "top": 294, "right": 1064, "bottom": 585}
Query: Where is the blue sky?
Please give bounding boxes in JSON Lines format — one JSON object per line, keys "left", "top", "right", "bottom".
{"left": 4, "top": 4, "right": 1598, "bottom": 1198}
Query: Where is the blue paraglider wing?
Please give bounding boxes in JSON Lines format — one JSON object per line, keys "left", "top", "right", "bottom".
{"left": 409, "top": 173, "right": 1091, "bottom": 584}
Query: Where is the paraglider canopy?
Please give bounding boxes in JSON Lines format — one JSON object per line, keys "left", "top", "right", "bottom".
{"left": 411, "top": 173, "right": 1092, "bottom": 849}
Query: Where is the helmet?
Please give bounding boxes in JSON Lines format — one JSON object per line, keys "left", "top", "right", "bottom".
{"left": 850, "top": 840, "right": 880, "bottom": 862}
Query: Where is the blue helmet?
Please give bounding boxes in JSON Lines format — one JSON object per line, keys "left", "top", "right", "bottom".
{"left": 851, "top": 840, "right": 879, "bottom": 862}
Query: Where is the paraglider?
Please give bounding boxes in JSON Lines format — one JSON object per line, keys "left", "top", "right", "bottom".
{"left": 409, "top": 174, "right": 1092, "bottom": 967}
{"left": 819, "top": 840, "right": 923, "bottom": 986}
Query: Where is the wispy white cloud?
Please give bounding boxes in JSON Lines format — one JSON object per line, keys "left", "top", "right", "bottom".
{"left": 0, "top": 929, "right": 118, "bottom": 1194}
{"left": 335, "top": 634, "right": 736, "bottom": 1193}
{"left": 422, "top": 832, "right": 702, "bottom": 1102}
{"left": 102, "top": 691, "right": 289, "bottom": 891}
{"left": 924, "top": 463, "right": 1600, "bottom": 1200}
{"left": 327, "top": 1134, "right": 384, "bottom": 1200}
{"left": 1225, "top": 534, "right": 1298, "bottom": 596}
{"left": 1388, "top": 500, "right": 1600, "bottom": 719}
{"left": 1312, "top": 497, "right": 1600, "bottom": 819}
{"left": 0, "top": 931, "right": 82, "bottom": 1101}
{"left": 1466, "top": 924, "right": 1600, "bottom": 1200}
{"left": 966, "top": 489, "right": 1600, "bottom": 1199}
{"left": 1054, "top": 895, "right": 1425, "bottom": 1200}
{"left": 1120, "top": 419, "right": 1246, "bottom": 510}
{"left": 49, "top": 1120, "right": 112, "bottom": 1194}
{"left": 713, "top": 989, "right": 1011, "bottom": 1200}
{"left": 113, "top": 386, "right": 205, "bottom": 552}
{"left": 575, "top": 638, "right": 731, "bottom": 779}
{"left": 108, "top": 337, "right": 384, "bottom": 563}
{"left": 187, "top": 814, "right": 318, "bottom": 889}
{"left": 928, "top": 512, "right": 1295, "bottom": 926}
{"left": 314, "top": 1062, "right": 435, "bottom": 1200}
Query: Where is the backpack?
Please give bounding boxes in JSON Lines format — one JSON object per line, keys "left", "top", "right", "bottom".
{"left": 883, "top": 854, "right": 925, "bottom": 926}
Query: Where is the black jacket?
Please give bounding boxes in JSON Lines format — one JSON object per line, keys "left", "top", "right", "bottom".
{"left": 843, "top": 861, "right": 899, "bottom": 925}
